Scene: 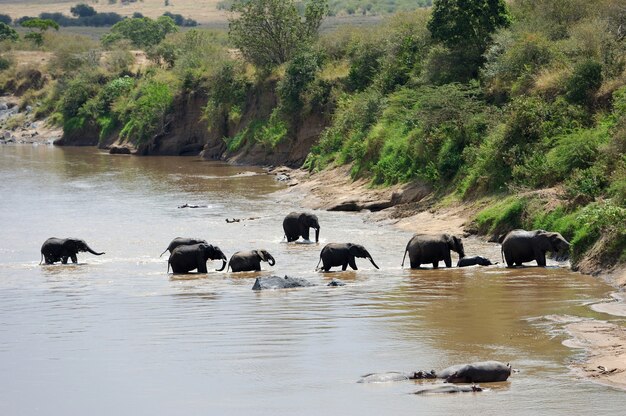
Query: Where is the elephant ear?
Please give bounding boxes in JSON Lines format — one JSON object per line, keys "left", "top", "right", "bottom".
{"left": 257, "top": 250, "right": 268, "bottom": 261}
{"left": 452, "top": 236, "right": 465, "bottom": 257}
{"left": 348, "top": 244, "right": 364, "bottom": 257}
{"left": 63, "top": 239, "right": 78, "bottom": 251}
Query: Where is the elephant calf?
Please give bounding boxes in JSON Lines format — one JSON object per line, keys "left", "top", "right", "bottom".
{"left": 283, "top": 212, "right": 320, "bottom": 243}
{"left": 40, "top": 237, "right": 104, "bottom": 265}
{"left": 457, "top": 256, "right": 494, "bottom": 267}
{"left": 228, "top": 249, "right": 275, "bottom": 272}
{"left": 316, "top": 243, "right": 379, "bottom": 272}
{"left": 501, "top": 229, "right": 570, "bottom": 267}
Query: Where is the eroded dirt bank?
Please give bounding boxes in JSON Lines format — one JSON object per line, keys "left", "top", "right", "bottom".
{"left": 272, "top": 164, "right": 626, "bottom": 390}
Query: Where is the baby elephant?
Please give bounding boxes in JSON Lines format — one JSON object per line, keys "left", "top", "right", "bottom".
{"left": 40, "top": 237, "right": 105, "bottom": 265}
{"left": 457, "top": 256, "right": 494, "bottom": 267}
{"left": 316, "top": 243, "right": 379, "bottom": 272}
{"left": 228, "top": 249, "right": 276, "bottom": 272}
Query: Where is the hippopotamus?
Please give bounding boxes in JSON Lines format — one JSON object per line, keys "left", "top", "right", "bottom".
{"left": 417, "top": 361, "right": 511, "bottom": 383}
{"left": 252, "top": 275, "right": 314, "bottom": 291}
{"left": 358, "top": 372, "right": 417, "bottom": 383}
{"left": 413, "top": 385, "right": 484, "bottom": 394}
{"left": 457, "top": 256, "right": 494, "bottom": 267}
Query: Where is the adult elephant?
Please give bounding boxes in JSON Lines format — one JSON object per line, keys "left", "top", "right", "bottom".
{"left": 168, "top": 243, "right": 227, "bottom": 273}
{"left": 160, "top": 237, "right": 207, "bottom": 257}
{"left": 401, "top": 234, "right": 465, "bottom": 269}
{"left": 40, "top": 237, "right": 105, "bottom": 265}
{"left": 501, "top": 229, "right": 570, "bottom": 267}
{"left": 316, "top": 243, "right": 379, "bottom": 272}
{"left": 283, "top": 212, "right": 320, "bottom": 243}
{"left": 228, "top": 249, "right": 276, "bottom": 272}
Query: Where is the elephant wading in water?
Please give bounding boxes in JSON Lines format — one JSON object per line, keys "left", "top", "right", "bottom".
{"left": 160, "top": 237, "right": 207, "bottom": 257}
{"left": 501, "top": 229, "right": 570, "bottom": 267}
{"left": 40, "top": 238, "right": 105, "bottom": 264}
{"left": 402, "top": 233, "right": 465, "bottom": 269}
{"left": 168, "top": 243, "right": 227, "bottom": 273}
{"left": 283, "top": 212, "right": 320, "bottom": 243}
{"left": 316, "top": 243, "right": 379, "bottom": 272}
{"left": 228, "top": 250, "right": 276, "bottom": 272}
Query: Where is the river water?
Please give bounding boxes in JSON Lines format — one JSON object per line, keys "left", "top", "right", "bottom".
{"left": 0, "top": 145, "right": 624, "bottom": 415}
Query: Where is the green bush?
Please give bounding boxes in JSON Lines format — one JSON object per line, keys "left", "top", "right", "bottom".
{"left": 565, "top": 59, "right": 602, "bottom": 105}
{"left": 278, "top": 51, "right": 323, "bottom": 113}
{"left": 119, "top": 79, "right": 174, "bottom": 144}
{"left": 474, "top": 196, "right": 527, "bottom": 236}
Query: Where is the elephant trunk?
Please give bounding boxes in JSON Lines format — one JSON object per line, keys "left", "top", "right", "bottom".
{"left": 216, "top": 258, "right": 226, "bottom": 272}
{"left": 367, "top": 256, "right": 380, "bottom": 269}
{"left": 85, "top": 244, "right": 105, "bottom": 256}
{"left": 267, "top": 255, "right": 276, "bottom": 266}
{"left": 315, "top": 227, "right": 320, "bottom": 243}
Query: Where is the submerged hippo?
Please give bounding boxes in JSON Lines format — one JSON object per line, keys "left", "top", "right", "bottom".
{"left": 252, "top": 275, "right": 314, "bottom": 290}
{"left": 417, "top": 361, "right": 512, "bottom": 383}
{"left": 358, "top": 372, "right": 417, "bottom": 383}
{"left": 413, "top": 385, "right": 484, "bottom": 395}
{"left": 457, "top": 256, "right": 494, "bottom": 267}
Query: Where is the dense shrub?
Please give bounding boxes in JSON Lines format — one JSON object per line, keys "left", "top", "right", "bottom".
{"left": 565, "top": 59, "right": 602, "bottom": 106}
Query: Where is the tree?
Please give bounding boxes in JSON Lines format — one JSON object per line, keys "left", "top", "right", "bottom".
{"left": 71, "top": 3, "right": 97, "bottom": 18}
{"left": 0, "top": 14, "right": 12, "bottom": 25}
{"left": 228, "top": 0, "right": 328, "bottom": 70}
{"left": 427, "top": 0, "right": 510, "bottom": 80}
{"left": 0, "top": 22, "right": 18, "bottom": 42}
{"left": 101, "top": 16, "right": 178, "bottom": 48}
{"left": 428, "top": 0, "right": 510, "bottom": 51}
{"left": 20, "top": 18, "right": 60, "bottom": 46}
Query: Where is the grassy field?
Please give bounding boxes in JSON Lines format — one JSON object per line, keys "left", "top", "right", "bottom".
{"left": 0, "top": 0, "right": 227, "bottom": 24}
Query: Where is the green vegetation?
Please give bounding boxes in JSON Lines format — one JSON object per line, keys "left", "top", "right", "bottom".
{"left": 228, "top": 0, "right": 328, "bottom": 70}
{"left": 3, "top": 0, "right": 624, "bottom": 272}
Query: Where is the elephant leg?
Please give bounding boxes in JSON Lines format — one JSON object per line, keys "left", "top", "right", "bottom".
{"left": 61, "top": 256, "right": 69, "bottom": 264}
{"left": 197, "top": 262, "right": 208, "bottom": 273}
{"left": 342, "top": 263, "right": 348, "bottom": 271}
{"left": 536, "top": 254, "right": 546, "bottom": 267}
{"left": 349, "top": 258, "right": 358, "bottom": 270}
{"left": 432, "top": 261, "right": 439, "bottom": 269}
{"left": 44, "top": 256, "right": 53, "bottom": 264}
{"left": 323, "top": 261, "right": 332, "bottom": 272}
{"left": 410, "top": 260, "right": 420, "bottom": 269}
{"left": 71, "top": 254, "right": 77, "bottom": 264}
{"left": 444, "top": 253, "right": 452, "bottom": 268}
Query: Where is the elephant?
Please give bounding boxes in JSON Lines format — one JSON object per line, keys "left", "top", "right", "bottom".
{"left": 501, "top": 229, "right": 571, "bottom": 267}
{"left": 227, "top": 249, "right": 276, "bottom": 272}
{"left": 401, "top": 233, "right": 465, "bottom": 269}
{"left": 283, "top": 212, "right": 320, "bottom": 243}
{"left": 167, "top": 243, "right": 227, "bottom": 273}
{"left": 40, "top": 237, "right": 105, "bottom": 264}
{"left": 457, "top": 255, "right": 494, "bottom": 267}
{"left": 160, "top": 237, "right": 207, "bottom": 257}
{"left": 316, "top": 243, "right": 379, "bottom": 272}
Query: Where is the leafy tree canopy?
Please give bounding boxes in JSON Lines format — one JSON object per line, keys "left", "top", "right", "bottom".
{"left": 228, "top": 0, "right": 328, "bottom": 70}
{"left": 428, "top": 0, "right": 510, "bottom": 52}
{"left": 102, "top": 16, "right": 178, "bottom": 48}
{"left": 0, "top": 22, "right": 18, "bottom": 42}
{"left": 20, "top": 18, "right": 60, "bottom": 32}
{"left": 70, "top": 3, "right": 97, "bottom": 18}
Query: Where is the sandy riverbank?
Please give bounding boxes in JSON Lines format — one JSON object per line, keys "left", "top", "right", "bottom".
{"left": 272, "top": 165, "right": 626, "bottom": 390}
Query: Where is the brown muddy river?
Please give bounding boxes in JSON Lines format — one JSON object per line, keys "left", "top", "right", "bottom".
{"left": 0, "top": 145, "right": 624, "bottom": 415}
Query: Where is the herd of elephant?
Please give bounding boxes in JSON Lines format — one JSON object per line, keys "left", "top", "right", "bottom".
{"left": 40, "top": 212, "right": 572, "bottom": 272}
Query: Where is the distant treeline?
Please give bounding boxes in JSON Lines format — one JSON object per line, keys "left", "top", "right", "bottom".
{"left": 216, "top": 0, "right": 432, "bottom": 15}
{"left": 0, "top": 4, "right": 197, "bottom": 28}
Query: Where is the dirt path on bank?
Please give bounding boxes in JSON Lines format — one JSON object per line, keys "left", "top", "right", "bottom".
{"left": 272, "top": 165, "right": 626, "bottom": 391}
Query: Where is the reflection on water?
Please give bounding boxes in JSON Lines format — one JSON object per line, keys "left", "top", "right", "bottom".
{"left": 0, "top": 145, "right": 624, "bottom": 415}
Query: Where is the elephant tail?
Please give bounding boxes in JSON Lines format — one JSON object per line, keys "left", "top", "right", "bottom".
{"left": 315, "top": 256, "right": 322, "bottom": 271}
{"left": 401, "top": 248, "right": 408, "bottom": 268}
{"left": 39, "top": 253, "right": 43, "bottom": 265}
{"left": 167, "top": 260, "right": 171, "bottom": 274}
{"left": 159, "top": 248, "right": 168, "bottom": 258}
{"left": 501, "top": 246, "right": 504, "bottom": 264}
